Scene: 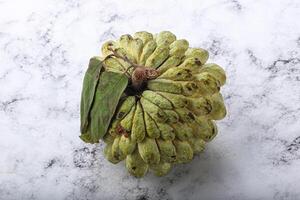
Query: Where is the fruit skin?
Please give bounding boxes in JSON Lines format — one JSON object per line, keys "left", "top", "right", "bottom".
{"left": 104, "top": 143, "right": 120, "bottom": 164}
{"left": 169, "top": 39, "right": 189, "bottom": 56}
{"left": 207, "top": 93, "right": 227, "bottom": 120}
{"left": 177, "top": 57, "right": 202, "bottom": 72}
{"left": 195, "top": 117, "right": 218, "bottom": 142}
{"left": 126, "top": 150, "right": 149, "bottom": 177}
{"left": 187, "top": 97, "right": 212, "bottom": 116}
{"left": 111, "top": 136, "right": 126, "bottom": 161}
{"left": 134, "top": 31, "right": 153, "bottom": 45}
{"left": 157, "top": 55, "right": 182, "bottom": 73}
{"left": 155, "top": 31, "right": 176, "bottom": 46}
{"left": 164, "top": 110, "right": 179, "bottom": 123}
{"left": 156, "top": 92, "right": 189, "bottom": 108}
{"left": 116, "top": 96, "right": 136, "bottom": 120}
{"left": 172, "top": 122, "right": 194, "bottom": 141}
{"left": 140, "top": 97, "right": 168, "bottom": 123}
{"left": 144, "top": 112, "right": 160, "bottom": 139}
{"left": 188, "top": 137, "right": 206, "bottom": 153}
{"left": 158, "top": 68, "right": 193, "bottom": 81}
{"left": 157, "top": 122, "right": 175, "bottom": 140}
{"left": 199, "top": 63, "right": 226, "bottom": 86}
{"left": 142, "top": 90, "right": 173, "bottom": 110}
{"left": 139, "top": 40, "right": 157, "bottom": 65}
{"left": 119, "top": 103, "right": 136, "bottom": 132}
{"left": 173, "top": 140, "right": 194, "bottom": 163}
{"left": 156, "top": 139, "right": 177, "bottom": 162}
{"left": 131, "top": 102, "right": 146, "bottom": 143}
{"left": 119, "top": 135, "right": 136, "bottom": 156}
{"left": 147, "top": 79, "right": 183, "bottom": 94}
{"left": 93, "top": 31, "right": 227, "bottom": 177}
{"left": 145, "top": 45, "right": 169, "bottom": 68}
{"left": 138, "top": 137, "right": 160, "bottom": 165}
{"left": 101, "top": 41, "right": 117, "bottom": 57}
{"left": 185, "top": 47, "right": 209, "bottom": 65}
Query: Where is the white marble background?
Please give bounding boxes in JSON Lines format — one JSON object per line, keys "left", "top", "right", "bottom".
{"left": 1, "top": 0, "right": 300, "bottom": 199}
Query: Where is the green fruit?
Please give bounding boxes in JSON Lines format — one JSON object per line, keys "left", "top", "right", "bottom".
{"left": 195, "top": 117, "right": 218, "bottom": 141}
{"left": 173, "top": 140, "right": 193, "bottom": 163}
{"left": 101, "top": 40, "right": 117, "bottom": 57}
{"left": 134, "top": 31, "right": 153, "bottom": 44}
{"left": 207, "top": 93, "right": 227, "bottom": 120}
{"left": 104, "top": 143, "right": 120, "bottom": 164}
{"left": 181, "top": 81, "right": 199, "bottom": 96}
{"left": 116, "top": 96, "right": 136, "bottom": 119}
{"left": 156, "top": 139, "right": 177, "bottom": 162}
{"left": 193, "top": 72, "right": 220, "bottom": 96}
{"left": 144, "top": 112, "right": 160, "bottom": 139}
{"left": 81, "top": 31, "right": 227, "bottom": 177}
{"left": 139, "top": 40, "right": 157, "bottom": 65}
{"left": 187, "top": 97, "right": 212, "bottom": 116}
{"left": 164, "top": 110, "right": 180, "bottom": 123}
{"left": 155, "top": 31, "right": 176, "bottom": 46}
{"left": 199, "top": 63, "right": 226, "bottom": 86}
{"left": 158, "top": 68, "right": 193, "bottom": 81}
{"left": 169, "top": 39, "right": 189, "bottom": 56}
{"left": 145, "top": 45, "right": 169, "bottom": 68}
{"left": 138, "top": 137, "right": 160, "bottom": 164}
{"left": 119, "top": 135, "right": 136, "bottom": 155}
{"left": 108, "top": 120, "right": 119, "bottom": 137}
{"left": 118, "top": 34, "right": 139, "bottom": 63}
{"left": 177, "top": 57, "right": 202, "bottom": 72}
{"left": 157, "top": 122, "right": 175, "bottom": 140}
{"left": 131, "top": 102, "right": 146, "bottom": 142}
{"left": 157, "top": 55, "right": 182, "bottom": 73}
{"left": 111, "top": 48, "right": 133, "bottom": 70}
{"left": 188, "top": 137, "right": 206, "bottom": 153}
{"left": 142, "top": 90, "right": 173, "bottom": 109}
{"left": 120, "top": 103, "right": 136, "bottom": 132}
{"left": 140, "top": 97, "right": 168, "bottom": 122}
{"left": 185, "top": 47, "right": 209, "bottom": 65}
{"left": 147, "top": 79, "right": 182, "bottom": 94}
{"left": 156, "top": 92, "right": 189, "bottom": 108}
{"left": 126, "top": 150, "right": 149, "bottom": 177}
{"left": 174, "top": 107, "right": 196, "bottom": 122}
{"left": 172, "top": 122, "right": 194, "bottom": 141}
{"left": 130, "top": 38, "right": 143, "bottom": 62}
{"left": 111, "top": 136, "right": 126, "bottom": 161}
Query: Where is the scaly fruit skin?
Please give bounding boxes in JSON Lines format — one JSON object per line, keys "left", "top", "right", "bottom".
{"left": 131, "top": 102, "right": 146, "bottom": 142}
{"left": 126, "top": 150, "right": 149, "bottom": 177}
{"left": 144, "top": 112, "right": 160, "bottom": 139}
{"left": 156, "top": 139, "right": 177, "bottom": 162}
{"left": 145, "top": 45, "right": 169, "bottom": 68}
{"left": 96, "top": 31, "right": 227, "bottom": 177}
{"left": 142, "top": 90, "right": 173, "bottom": 110}
{"left": 119, "top": 135, "right": 136, "bottom": 156}
{"left": 173, "top": 140, "right": 194, "bottom": 163}
{"left": 138, "top": 137, "right": 160, "bottom": 165}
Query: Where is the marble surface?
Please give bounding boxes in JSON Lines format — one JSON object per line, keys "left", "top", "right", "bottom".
{"left": 1, "top": 0, "right": 300, "bottom": 199}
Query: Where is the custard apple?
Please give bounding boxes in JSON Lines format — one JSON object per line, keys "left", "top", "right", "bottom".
{"left": 80, "top": 31, "right": 227, "bottom": 177}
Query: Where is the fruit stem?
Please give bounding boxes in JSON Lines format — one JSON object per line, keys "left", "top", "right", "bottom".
{"left": 107, "top": 47, "right": 159, "bottom": 90}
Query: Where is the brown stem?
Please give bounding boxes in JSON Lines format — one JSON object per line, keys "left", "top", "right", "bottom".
{"left": 131, "top": 67, "right": 159, "bottom": 90}
{"left": 107, "top": 47, "right": 160, "bottom": 90}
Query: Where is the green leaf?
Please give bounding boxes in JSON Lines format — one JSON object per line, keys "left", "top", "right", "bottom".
{"left": 89, "top": 71, "right": 128, "bottom": 142}
{"left": 80, "top": 56, "right": 103, "bottom": 136}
